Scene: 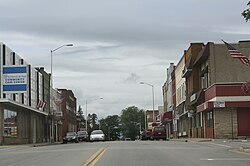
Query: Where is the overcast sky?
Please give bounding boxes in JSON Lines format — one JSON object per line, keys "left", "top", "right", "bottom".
{"left": 0, "top": 0, "right": 249, "bottom": 118}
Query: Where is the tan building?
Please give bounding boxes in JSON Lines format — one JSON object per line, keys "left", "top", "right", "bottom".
{"left": 183, "top": 41, "right": 250, "bottom": 139}
{"left": 182, "top": 43, "right": 204, "bottom": 138}
{"left": 175, "top": 54, "right": 187, "bottom": 137}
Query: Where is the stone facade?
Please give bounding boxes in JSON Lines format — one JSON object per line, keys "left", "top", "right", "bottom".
{"left": 214, "top": 108, "right": 237, "bottom": 139}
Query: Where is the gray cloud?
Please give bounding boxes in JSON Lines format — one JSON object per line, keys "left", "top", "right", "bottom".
{"left": 0, "top": 0, "right": 250, "bottom": 118}
{"left": 123, "top": 73, "right": 141, "bottom": 84}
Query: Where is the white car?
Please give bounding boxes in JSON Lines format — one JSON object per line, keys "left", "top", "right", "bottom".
{"left": 90, "top": 130, "right": 105, "bottom": 142}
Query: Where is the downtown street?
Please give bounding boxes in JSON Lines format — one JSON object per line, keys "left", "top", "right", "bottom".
{"left": 0, "top": 140, "right": 249, "bottom": 166}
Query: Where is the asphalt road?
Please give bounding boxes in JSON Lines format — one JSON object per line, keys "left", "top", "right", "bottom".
{"left": 0, "top": 140, "right": 249, "bottom": 166}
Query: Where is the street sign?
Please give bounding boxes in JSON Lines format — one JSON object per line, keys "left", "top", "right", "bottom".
{"left": 213, "top": 101, "right": 225, "bottom": 108}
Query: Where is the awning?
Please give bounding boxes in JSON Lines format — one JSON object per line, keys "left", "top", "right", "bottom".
{"left": 197, "top": 101, "right": 250, "bottom": 113}
{"left": 161, "top": 111, "right": 173, "bottom": 124}
{"left": 193, "top": 43, "right": 210, "bottom": 66}
{"left": 190, "top": 89, "right": 205, "bottom": 106}
{"left": 0, "top": 99, "right": 48, "bottom": 115}
{"left": 176, "top": 102, "right": 185, "bottom": 116}
{"left": 182, "top": 56, "right": 192, "bottom": 78}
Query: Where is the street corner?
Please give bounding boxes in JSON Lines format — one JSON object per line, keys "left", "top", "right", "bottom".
{"left": 240, "top": 146, "right": 250, "bottom": 154}
{"left": 229, "top": 146, "right": 250, "bottom": 156}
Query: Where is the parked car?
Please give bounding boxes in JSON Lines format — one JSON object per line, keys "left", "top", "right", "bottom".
{"left": 140, "top": 130, "right": 147, "bottom": 140}
{"left": 145, "top": 129, "right": 152, "bottom": 140}
{"left": 89, "top": 130, "right": 105, "bottom": 142}
{"left": 150, "top": 126, "right": 166, "bottom": 140}
{"left": 63, "top": 132, "right": 79, "bottom": 143}
{"left": 77, "top": 131, "right": 89, "bottom": 142}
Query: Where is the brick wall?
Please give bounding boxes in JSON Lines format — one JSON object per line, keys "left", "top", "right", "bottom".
{"left": 214, "top": 108, "right": 237, "bottom": 139}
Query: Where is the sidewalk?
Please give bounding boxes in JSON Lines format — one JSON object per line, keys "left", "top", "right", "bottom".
{"left": 171, "top": 138, "right": 250, "bottom": 155}
{"left": 171, "top": 138, "right": 213, "bottom": 142}
{"left": 0, "top": 142, "right": 62, "bottom": 149}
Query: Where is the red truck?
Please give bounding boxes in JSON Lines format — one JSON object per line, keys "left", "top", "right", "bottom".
{"left": 150, "top": 126, "right": 166, "bottom": 140}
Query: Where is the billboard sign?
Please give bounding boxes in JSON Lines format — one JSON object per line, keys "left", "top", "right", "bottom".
{"left": 3, "top": 66, "right": 27, "bottom": 93}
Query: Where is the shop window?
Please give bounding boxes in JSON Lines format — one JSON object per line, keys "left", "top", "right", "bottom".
{"left": 4, "top": 109, "right": 18, "bottom": 137}
{"left": 207, "top": 111, "right": 213, "bottom": 128}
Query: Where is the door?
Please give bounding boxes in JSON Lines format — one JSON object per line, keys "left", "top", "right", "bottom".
{"left": 33, "top": 117, "right": 36, "bottom": 144}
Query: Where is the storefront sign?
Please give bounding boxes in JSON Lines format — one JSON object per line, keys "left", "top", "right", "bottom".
{"left": 2, "top": 66, "right": 27, "bottom": 93}
{"left": 213, "top": 101, "right": 225, "bottom": 108}
{"left": 190, "top": 93, "right": 196, "bottom": 102}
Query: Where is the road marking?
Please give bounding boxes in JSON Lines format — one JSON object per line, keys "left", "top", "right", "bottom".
{"left": 83, "top": 148, "right": 107, "bottom": 166}
{"left": 89, "top": 148, "right": 107, "bottom": 166}
{"left": 201, "top": 158, "right": 250, "bottom": 161}
{"left": 208, "top": 142, "right": 232, "bottom": 148}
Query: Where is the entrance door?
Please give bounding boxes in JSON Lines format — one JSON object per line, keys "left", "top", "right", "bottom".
{"left": 205, "top": 111, "right": 214, "bottom": 138}
{"left": 237, "top": 108, "right": 250, "bottom": 136}
{"left": 33, "top": 117, "right": 36, "bottom": 144}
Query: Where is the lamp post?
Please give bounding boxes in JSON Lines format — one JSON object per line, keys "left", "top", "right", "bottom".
{"left": 85, "top": 98, "right": 103, "bottom": 133}
{"left": 50, "top": 44, "right": 73, "bottom": 142}
{"left": 140, "top": 82, "right": 155, "bottom": 124}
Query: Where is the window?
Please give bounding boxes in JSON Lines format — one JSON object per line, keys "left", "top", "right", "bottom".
{"left": 4, "top": 109, "right": 18, "bottom": 137}
{"left": 200, "top": 64, "right": 208, "bottom": 89}
{"left": 207, "top": 111, "right": 213, "bottom": 128}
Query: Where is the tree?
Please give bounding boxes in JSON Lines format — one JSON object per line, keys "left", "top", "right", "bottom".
{"left": 242, "top": 1, "right": 250, "bottom": 22}
{"left": 100, "top": 115, "right": 121, "bottom": 141}
{"left": 120, "top": 106, "right": 145, "bottom": 140}
{"left": 88, "top": 113, "right": 99, "bottom": 133}
{"left": 77, "top": 105, "right": 85, "bottom": 129}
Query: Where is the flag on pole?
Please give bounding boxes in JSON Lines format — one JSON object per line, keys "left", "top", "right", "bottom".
{"left": 36, "top": 100, "right": 46, "bottom": 109}
{"left": 222, "top": 40, "right": 250, "bottom": 66}
{"left": 53, "top": 97, "right": 65, "bottom": 106}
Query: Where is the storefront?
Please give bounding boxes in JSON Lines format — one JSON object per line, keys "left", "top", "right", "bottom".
{"left": 0, "top": 99, "right": 48, "bottom": 145}
{"left": 197, "top": 83, "right": 250, "bottom": 139}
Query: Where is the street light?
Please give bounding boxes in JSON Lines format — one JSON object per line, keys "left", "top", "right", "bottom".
{"left": 85, "top": 98, "right": 103, "bottom": 133}
{"left": 140, "top": 82, "right": 155, "bottom": 126}
{"left": 50, "top": 44, "right": 73, "bottom": 143}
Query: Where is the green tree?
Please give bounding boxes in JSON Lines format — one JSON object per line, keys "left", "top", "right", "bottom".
{"left": 242, "top": 1, "right": 250, "bottom": 22}
{"left": 88, "top": 113, "right": 99, "bottom": 133}
{"left": 120, "top": 106, "right": 145, "bottom": 140}
{"left": 100, "top": 115, "right": 121, "bottom": 141}
{"left": 77, "top": 105, "right": 85, "bottom": 129}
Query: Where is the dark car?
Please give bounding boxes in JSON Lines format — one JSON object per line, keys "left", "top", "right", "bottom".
{"left": 63, "top": 132, "right": 79, "bottom": 143}
{"left": 77, "top": 131, "right": 89, "bottom": 142}
{"left": 150, "top": 126, "right": 166, "bottom": 140}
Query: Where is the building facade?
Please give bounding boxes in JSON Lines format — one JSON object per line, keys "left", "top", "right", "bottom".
{"left": 0, "top": 43, "right": 49, "bottom": 145}
{"left": 175, "top": 54, "right": 187, "bottom": 137}
{"left": 173, "top": 40, "right": 250, "bottom": 139}
{"left": 58, "top": 89, "right": 77, "bottom": 137}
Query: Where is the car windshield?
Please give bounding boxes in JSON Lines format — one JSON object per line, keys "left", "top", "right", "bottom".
{"left": 91, "top": 130, "right": 103, "bottom": 135}
{"left": 66, "top": 132, "right": 76, "bottom": 136}
{"left": 77, "top": 131, "right": 87, "bottom": 135}
{"left": 154, "top": 127, "right": 165, "bottom": 132}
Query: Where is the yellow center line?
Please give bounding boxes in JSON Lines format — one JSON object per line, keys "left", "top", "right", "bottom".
{"left": 89, "top": 148, "right": 107, "bottom": 166}
{"left": 83, "top": 148, "right": 107, "bottom": 166}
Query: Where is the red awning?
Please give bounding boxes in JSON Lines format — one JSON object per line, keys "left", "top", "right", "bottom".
{"left": 161, "top": 111, "right": 173, "bottom": 123}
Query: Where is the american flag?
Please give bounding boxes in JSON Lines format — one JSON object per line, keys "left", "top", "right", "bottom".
{"left": 222, "top": 40, "right": 250, "bottom": 66}
{"left": 53, "top": 97, "right": 65, "bottom": 105}
{"left": 36, "top": 100, "right": 46, "bottom": 109}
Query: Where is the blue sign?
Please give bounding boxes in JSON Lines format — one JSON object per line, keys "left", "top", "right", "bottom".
{"left": 3, "top": 66, "right": 27, "bottom": 93}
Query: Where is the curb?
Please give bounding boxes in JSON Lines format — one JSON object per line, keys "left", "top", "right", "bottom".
{"left": 32, "top": 142, "right": 62, "bottom": 147}
{"left": 171, "top": 139, "right": 213, "bottom": 142}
